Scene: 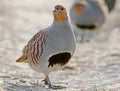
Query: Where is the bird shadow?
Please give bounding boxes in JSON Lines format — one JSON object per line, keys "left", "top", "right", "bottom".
{"left": 1, "top": 80, "right": 67, "bottom": 91}
{"left": 49, "top": 84, "right": 67, "bottom": 90}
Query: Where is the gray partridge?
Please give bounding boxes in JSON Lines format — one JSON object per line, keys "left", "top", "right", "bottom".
{"left": 70, "top": 0, "right": 116, "bottom": 42}
{"left": 16, "top": 5, "right": 76, "bottom": 87}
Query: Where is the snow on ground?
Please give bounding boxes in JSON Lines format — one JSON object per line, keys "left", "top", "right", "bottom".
{"left": 0, "top": 0, "right": 120, "bottom": 91}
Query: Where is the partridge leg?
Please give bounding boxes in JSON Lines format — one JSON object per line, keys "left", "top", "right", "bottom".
{"left": 42, "top": 75, "right": 67, "bottom": 89}
{"left": 42, "top": 75, "right": 51, "bottom": 86}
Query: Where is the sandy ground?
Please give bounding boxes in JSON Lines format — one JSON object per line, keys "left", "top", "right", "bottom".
{"left": 0, "top": 0, "right": 120, "bottom": 91}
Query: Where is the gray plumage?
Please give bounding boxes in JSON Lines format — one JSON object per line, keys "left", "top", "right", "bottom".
{"left": 31, "top": 18, "right": 76, "bottom": 75}
{"left": 70, "top": 0, "right": 116, "bottom": 42}
{"left": 70, "top": 0, "right": 105, "bottom": 29}
{"left": 16, "top": 5, "right": 76, "bottom": 87}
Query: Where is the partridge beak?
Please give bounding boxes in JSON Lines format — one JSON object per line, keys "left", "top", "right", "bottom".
{"left": 53, "top": 9, "right": 57, "bottom": 13}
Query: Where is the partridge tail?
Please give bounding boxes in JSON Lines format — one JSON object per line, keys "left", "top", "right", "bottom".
{"left": 16, "top": 55, "right": 27, "bottom": 62}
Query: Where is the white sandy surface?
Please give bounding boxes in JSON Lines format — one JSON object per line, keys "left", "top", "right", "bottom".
{"left": 0, "top": 0, "right": 120, "bottom": 91}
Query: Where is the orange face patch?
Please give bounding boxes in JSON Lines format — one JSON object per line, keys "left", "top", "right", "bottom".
{"left": 53, "top": 12, "right": 67, "bottom": 24}
{"left": 74, "top": 3, "right": 85, "bottom": 15}
{"left": 53, "top": 5, "right": 67, "bottom": 24}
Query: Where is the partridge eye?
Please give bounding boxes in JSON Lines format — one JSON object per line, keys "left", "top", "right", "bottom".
{"left": 61, "top": 8, "right": 64, "bottom": 11}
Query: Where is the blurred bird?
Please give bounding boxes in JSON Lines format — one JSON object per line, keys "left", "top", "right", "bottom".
{"left": 70, "top": 0, "right": 116, "bottom": 42}
{"left": 104, "top": 0, "right": 116, "bottom": 12}
{"left": 16, "top": 5, "right": 76, "bottom": 87}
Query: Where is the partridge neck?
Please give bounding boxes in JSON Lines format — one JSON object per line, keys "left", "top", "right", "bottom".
{"left": 53, "top": 18, "right": 70, "bottom": 26}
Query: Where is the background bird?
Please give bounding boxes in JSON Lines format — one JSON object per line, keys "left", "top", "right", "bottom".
{"left": 16, "top": 5, "right": 76, "bottom": 88}
{"left": 104, "top": 0, "right": 116, "bottom": 12}
{"left": 70, "top": 0, "right": 116, "bottom": 43}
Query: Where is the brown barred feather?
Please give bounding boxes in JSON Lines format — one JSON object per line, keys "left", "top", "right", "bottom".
{"left": 16, "top": 30, "right": 47, "bottom": 65}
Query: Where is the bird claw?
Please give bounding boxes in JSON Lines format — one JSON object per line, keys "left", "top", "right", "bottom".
{"left": 41, "top": 79, "right": 51, "bottom": 86}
